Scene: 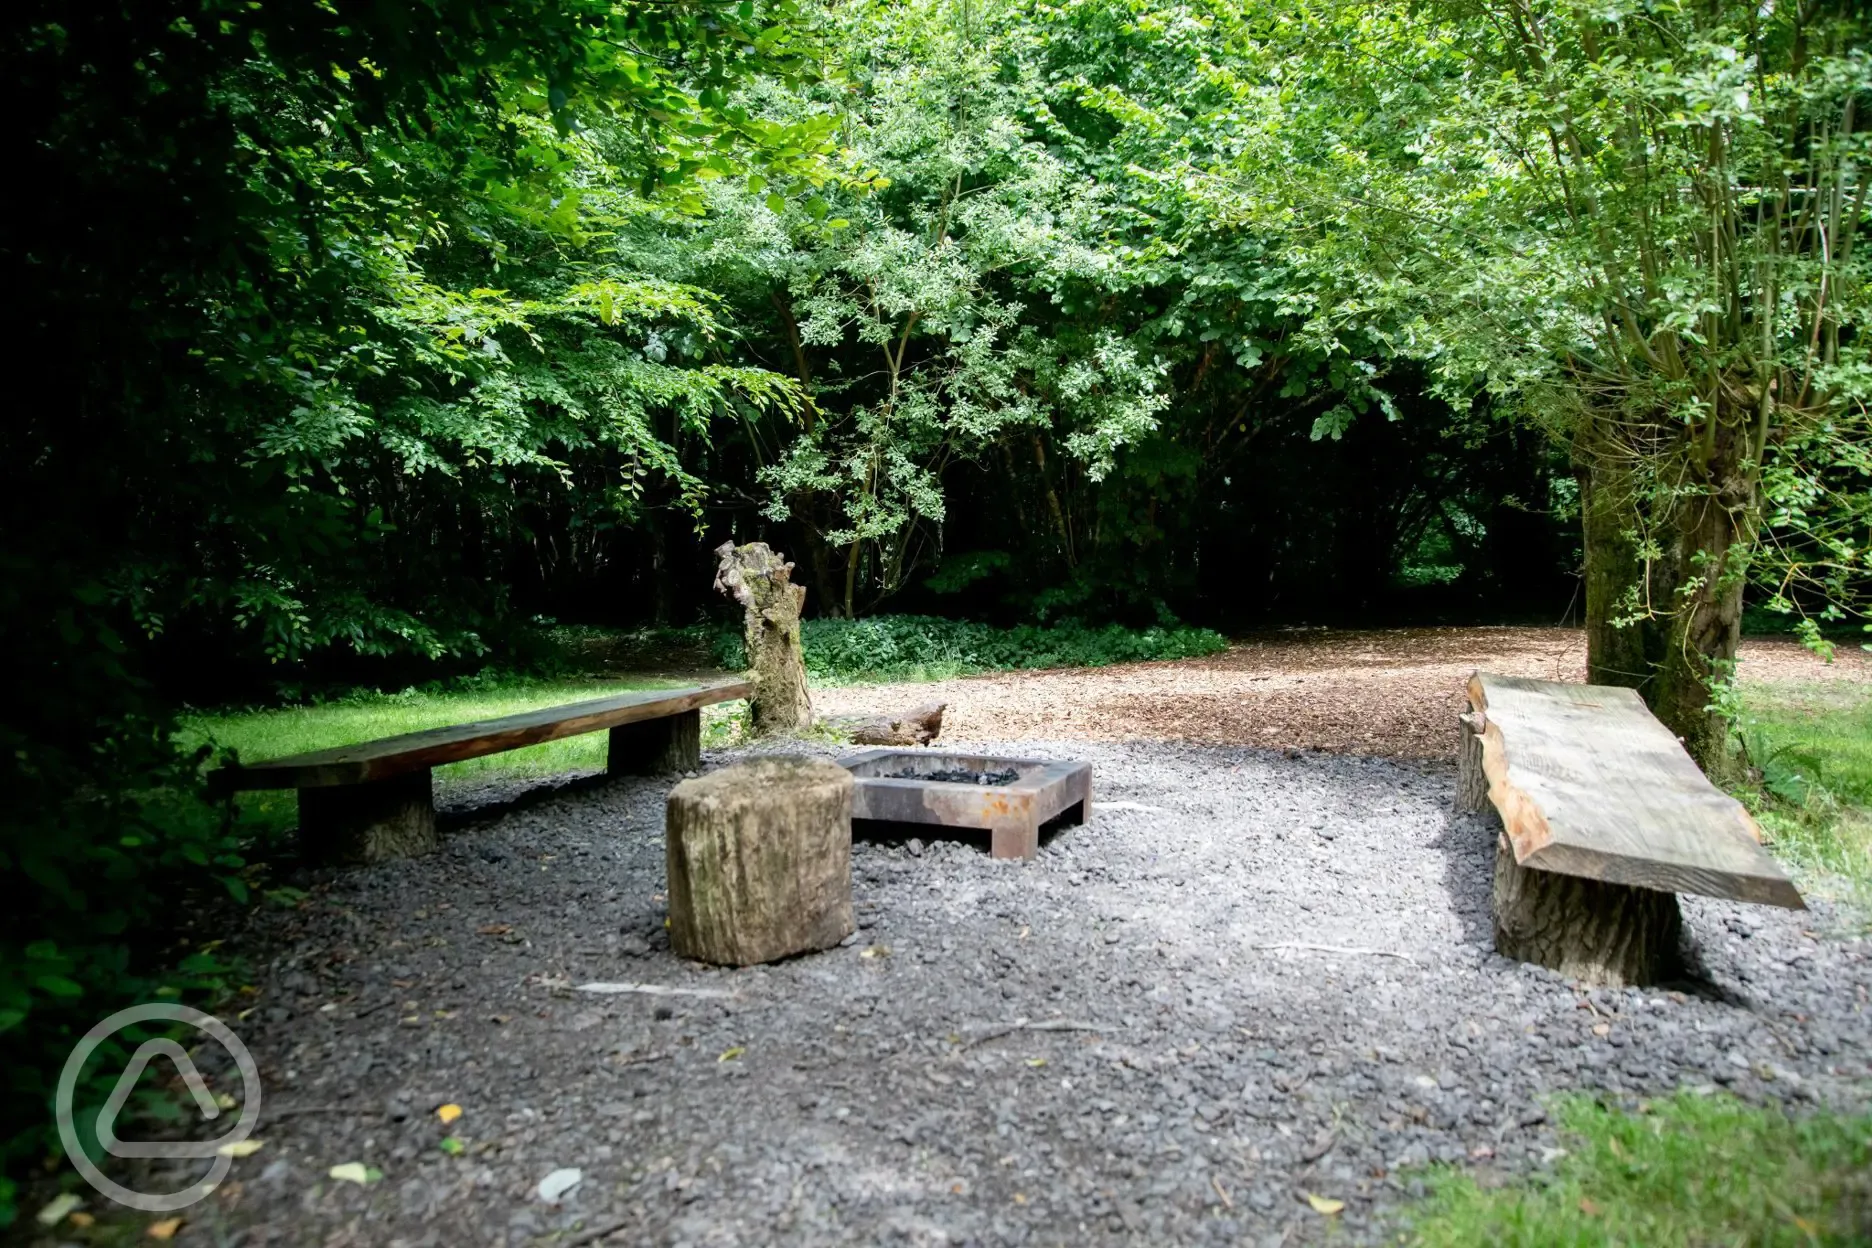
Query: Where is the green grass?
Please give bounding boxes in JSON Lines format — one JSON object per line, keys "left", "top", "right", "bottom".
{"left": 178, "top": 676, "right": 749, "bottom": 834}
{"left": 1736, "top": 679, "right": 1872, "bottom": 903}
{"left": 1404, "top": 1092, "right": 1872, "bottom": 1246}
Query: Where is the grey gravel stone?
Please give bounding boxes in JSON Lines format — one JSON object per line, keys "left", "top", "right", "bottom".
{"left": 190, "top": 737, "right": 1870, "bottom": 1246}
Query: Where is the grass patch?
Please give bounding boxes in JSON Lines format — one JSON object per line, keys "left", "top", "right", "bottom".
{"left": 1405, "top": 1091, "right": 1872, "bottom": 1246}
{"left": 179, "top": 676, "right": 748, "bottom": 834}
{"left": 1736, "top": 680, "right": 1872, "bottom": 903}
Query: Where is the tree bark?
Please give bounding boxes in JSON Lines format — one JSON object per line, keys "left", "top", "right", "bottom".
{"left": 713, "top": 540, "right": 814, "bottom": 734}
{"left": 665, "top": 756, "right": 855, "bottom": 966}
{"left": 1458, "top": 711, "right": 1682, "bottom": 987}
{"left": 1492, "top": 834, "right": 1683, "bottom": 986}
{"left": 608, "top": 710, "right": 700, "bottom": 776}
{"left": 298, "top": 769, "right": 437, "bottom": 866}
{"left": 1578, "top": 417, "right": 1749, "bottom": 778}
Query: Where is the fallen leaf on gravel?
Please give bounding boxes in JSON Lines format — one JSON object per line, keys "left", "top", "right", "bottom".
{"left": 217, "top": 1138, "right": 265, "bottom": 1157}
{"left": 147, "top": 1217, "right": 183, "bottom": 1240}
{"left": 860, "top": 945, "right": 890, "bottom": 959}
{"left": 1592, "top": 1022, "right": 1610, "bottom": 1037}
{"left": 536, "top": 1168, "right": 582, "bottom": 1204}
{"left": 35, "top": 1193, "right": 82, "bottom": 1226}
{"left": 1025, "top": 1057, "right": 1047, "bottom": 1067}
{"left": 215, "top": 1092, "right": 238, "bottom": 1110}
{"left": 438, "top": 1137, "right": 465, "bottom": 1156}
{"left": 718, "top": 1046, "right": 744, "bottom": 1062}
{"left": 328, "top": 1162, "right": 379, "bottom": 1185}
{"left": 477, "top": 924, "right": 513, "bottom": 936}
{"left": 436, "top": 1103, "right": 463, "bottom": 1124}
{"left": 1012, "top": 1193, "right": 1027, "bottom": 1205}
{"left": 1304, "top": 1193, "right": 1344, "bottom": 1216}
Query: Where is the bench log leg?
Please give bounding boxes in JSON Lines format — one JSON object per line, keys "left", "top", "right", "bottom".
{"left": 608, "top": 710, "right": 701, "bottom": 777}
{"left": 1463, "top": 711, "right": 1683, "bottom": 985}
{"left": 1455, "top": 711, "right": 1490, "bottom": 814}
{"left": 298, "top": 770, "right": 437, "bottom": 866}
{"left": 1492, "top": 832, "right": 1682, "bottom": 986}
{"left": 990, "top": 820, "right": 1039, "bottom": 860}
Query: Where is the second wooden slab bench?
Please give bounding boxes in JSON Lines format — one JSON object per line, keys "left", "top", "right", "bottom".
{"left": 215, "top": 680, "right": 751, "bottom": 865}
{"left": 1457, "top": 672, "right": 1803, "bottom": 986}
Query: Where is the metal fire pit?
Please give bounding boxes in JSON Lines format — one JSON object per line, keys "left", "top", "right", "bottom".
{"left": 836, "top": 749, "right": 1091, "bottom": 860}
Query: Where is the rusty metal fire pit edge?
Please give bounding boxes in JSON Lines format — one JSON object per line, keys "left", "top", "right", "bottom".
{"left": 835, "top": 749, "right": 1092, "bottom": 860}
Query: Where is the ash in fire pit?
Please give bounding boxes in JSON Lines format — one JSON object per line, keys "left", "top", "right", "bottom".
{"left": 884, "top": 766, "right": 1020, "bottom": 786}
{"left": 838, "top": 749, "right": 1092, "bottom": 860}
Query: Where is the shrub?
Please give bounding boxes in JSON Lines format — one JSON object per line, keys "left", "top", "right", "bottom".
{"left": 710, "top": 614, "right": 1228, "bottom": 682}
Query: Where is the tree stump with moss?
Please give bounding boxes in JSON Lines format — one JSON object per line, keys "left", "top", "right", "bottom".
{"left": 665, "top": 756, "right": 855, "bottom": 966}
{"left": 714, "top": 541, "right": 814, "bottom": 735}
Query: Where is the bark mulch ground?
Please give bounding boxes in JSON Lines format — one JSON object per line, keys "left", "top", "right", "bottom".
{"left": 812, "top": 627, "right": 1871, "bottom": 760}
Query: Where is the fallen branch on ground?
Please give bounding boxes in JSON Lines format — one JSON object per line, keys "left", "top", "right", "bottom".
{"left": 563, "top": 1217, "right": 631, "bottom": 1247}
{"left": 962, "top": 1017, "right": 1115, "bottom": 1048}
{"left": 610, "top": 1051, "right": 672, "bottom": 1068}
{"left": 264, "top": 1105, "right": 385, "bottom": 1122}
{"left": 1251, "top": 942, "right": 1416, "bottom": 964}
{"left": 576, "top": 982, "right": 737, "bottom": 999}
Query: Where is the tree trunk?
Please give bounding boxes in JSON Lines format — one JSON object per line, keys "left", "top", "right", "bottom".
{"left": 665, "top": 756, "right": 855, "bottom": 966}
{"left": 713, "top": 540, "right": 814, "bottom": 734}
{"left": 1457, "top": 710, "right": 1682, "bottom": 987}
{"left": 1578, "top": 418, "right": 1749, "bottom": 777}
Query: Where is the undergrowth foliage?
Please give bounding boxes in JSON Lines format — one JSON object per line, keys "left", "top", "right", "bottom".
{"left": 708, "top": 614, "right": 1229, "bottom": 681}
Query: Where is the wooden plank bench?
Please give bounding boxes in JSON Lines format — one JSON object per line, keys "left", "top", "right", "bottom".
{"left": 1456, "top": 672, "right": 1803, "bottom": 985}
{"left": 214, "top": 680, "right": 752, "bottom": 866}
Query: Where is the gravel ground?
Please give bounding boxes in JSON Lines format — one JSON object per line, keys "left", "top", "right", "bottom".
{"left": 152, "top": 735, "right": 1872, "bottom": 1248}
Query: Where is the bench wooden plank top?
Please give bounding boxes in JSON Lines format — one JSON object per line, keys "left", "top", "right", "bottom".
{"left": 216, "top": 680, "right": 753, "bottom": 790}
{"left": 1468, "top": 672, "right": 1804, "bottom": 909}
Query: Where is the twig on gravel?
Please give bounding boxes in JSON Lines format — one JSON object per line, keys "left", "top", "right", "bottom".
{"left": 562, "top": 1217, "right": 630, "bottom": 1246}
{"left": 610, "top": 1051, "right": 672, "bottom": 1068}
{"left": 265, "top": 1105, "right": 385, "bottom": 1121}
{"left": 1251, "top": 942, "right": 1416, "bottom": 964}
{"left": 1211, "top": 1175, "right": 1233, "bottom": 1209}
{"left": 1097, "top": 800, "right": 1170, "bottom": 814}
{"left": 576, "top": 982, "right": 737, "bottom": 999}
{"left": 962, "top": 1018, "right": 1114, "bottom": 1049}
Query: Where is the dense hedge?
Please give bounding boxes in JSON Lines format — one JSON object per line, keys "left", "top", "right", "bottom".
{"left": 711, "top": 614, "right": 1229, "bottom": 681}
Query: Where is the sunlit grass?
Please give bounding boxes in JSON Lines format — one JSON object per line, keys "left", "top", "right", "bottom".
{"left": 1737, "top": 679, "right": 1872, "bottom": 904}
{"left": 1403, "top": 1092, "right": 1872, "bottom": 1246}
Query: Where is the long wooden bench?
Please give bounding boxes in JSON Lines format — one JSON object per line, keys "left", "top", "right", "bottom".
{"left": 214, "top": 680, "right": 751, "bottom": 865}
{"left": 1456, "top": 672, "right": 1803, "bottom": 985}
